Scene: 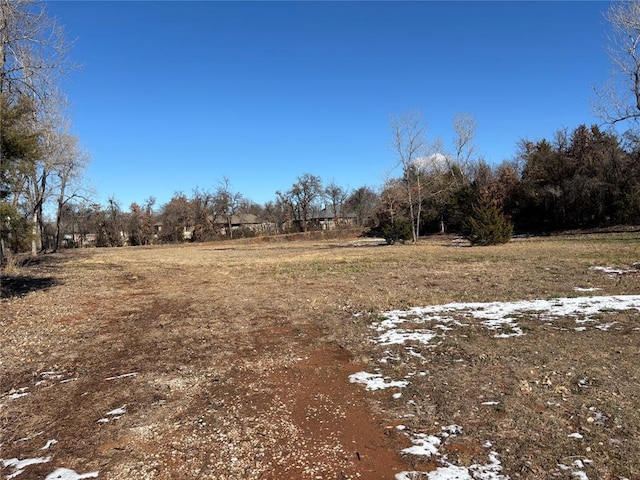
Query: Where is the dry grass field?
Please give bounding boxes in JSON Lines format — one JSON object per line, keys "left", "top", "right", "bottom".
{"left": 1, "top": 232, "right": 639, "bottom": 479}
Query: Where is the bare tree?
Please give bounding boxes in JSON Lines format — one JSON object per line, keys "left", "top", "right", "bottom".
{"left": 19, "top": 91, "right": 88, "bottom": 254}
{"left": 0, "top": 0, "right": 74, "bottom": 261}
{"left": 273, "top": 191, "right": 294, "bottom": 233}
{"left": 452, "top": 112, "right": 477, "bottom": 183}
{"left": 345, "top": 186, "right": 378, "bottom": 227}
{"left": 158, "top": 193, "right": 192, "bottom": 243}
{"left": 324, "top": 181, "right": 348, "bottom": 228}
{"left": 214, "top": 177, "right": 243, "bottom": 238}
{"left": 594, "top": 1, "right": 640, "bottom": 127}
{"left": 191, "top": 188, "right": 215, "bottom": 241}
{"left": 378, "top": 177, "right": 405, "bottom": 227}
{"left": 288, "top": 173, "right": 322, "bottom": 232}
{"left": 0, "top": 0, "right": 71, "bottom": 178}
{"left": 391, "top": 111, "right": 426, "bottom": 242}
{"left": 51, "top": 132, "right": 90, "bottom": 251}
{"left": 127, "top": 197, "right": 155, "bottom": 247}
{"left": 0, "top": 1, "right": 70, "bottom": 96}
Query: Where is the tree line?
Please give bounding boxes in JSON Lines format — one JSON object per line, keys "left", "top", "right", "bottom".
{"left": 51, "top": 118, "right": 640, "bottom": 249}
{"left": 2, "top": 1, "right": 640, "bottom": 259}
{"left": 1, "top": 0, "right": 87, "bottom": 262}
{"left": 54, "top": 176, "right": 380, "bottom": 248}
{"left": 381, "top": 121, "right": 640, "bottom": 242}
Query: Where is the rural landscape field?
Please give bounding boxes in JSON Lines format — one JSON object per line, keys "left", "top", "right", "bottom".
{"left": 1, "top": 231, "right": 639, "bottom": 480}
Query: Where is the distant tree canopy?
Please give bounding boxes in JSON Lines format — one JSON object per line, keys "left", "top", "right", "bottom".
{"left": 8, "top": 118, "right": 640, "bottom": 253}
{"left": 516, "top": 125, "right": 640, "bottom": 231}
{"left": 371, "top": 123, "right": 640, "bottom": 241}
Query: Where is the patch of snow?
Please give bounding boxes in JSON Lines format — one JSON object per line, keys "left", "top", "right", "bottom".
{"left": 590, "top": 266, "right": 636, "bottom": 276}
{"left": 572, "top": 471, "right": 589, "bottom": 480}
{"left": 558, "top": 461, "right": 591, "bottom": 480}
{"left": 1, "top": 456, "right": 51, "bottom": 479}
{"left": 377, "top": 329, "right": 438, "bottom": 346}
{"left": 406, "top": 347, "right": 426, "bottom": 359}
{"left": 105, "top": 406, "right": 126, "bottom": 416}
{"left": 574, "top": 287, "right": 601, "bottom": 292}
{"left": 358, "top": 294, "right": 640, "bottom": 480}
{"left": 98, "top": 405, "right": 126, "bottom": 423}
{"left": 348, "top": 371, "right": 408, "bottom": 391}
{"left": 41, "top": 439, "right": 58, "bottom": 450}
{"left": 595, "top": 322, "right": 617, "bottom": 331}
{"left": 396, "top": 456, "right": 508, "bottom": 480}
{"left": 7, "top": 392, "right": 29, "bottom": 400}
{"left": 104, "top": 372, "right": 137, "bottom": 381}
{"left": 469, "top": 451, "right": 507, "bottom": 479}
{"left": 392, "top": 392, "right": 403, "bottom": 399}
{"left": 400, "top": 433, "right": 441, "bottom": 457}
{"left": 44, "top": 468, "right": 99, "bottom": 480}
{"left": 396, "top": 466, "right": 473, "bottom": 479}
{"left": 441, "top": 424, "right": 463, "bottom": 436}
{"left": 372, "top": 295, "right": 640, "bottom": 347}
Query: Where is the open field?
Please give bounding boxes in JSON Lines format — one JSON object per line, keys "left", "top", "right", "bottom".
{"left": 1, "top": 232, "right": 639, "bottom": 479}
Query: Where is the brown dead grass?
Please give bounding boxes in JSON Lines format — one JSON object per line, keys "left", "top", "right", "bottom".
{"left": 1, "top": 232, "right": 639, "bottom": 479}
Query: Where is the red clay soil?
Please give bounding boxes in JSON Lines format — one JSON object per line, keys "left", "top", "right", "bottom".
{"left": 266, "top": 343, "right": 409, "bottom": 479}
{"left": 1, "top": 253, "right": 412, "bottom": 479}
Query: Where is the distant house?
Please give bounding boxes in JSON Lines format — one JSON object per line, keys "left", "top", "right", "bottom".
{"left": 153, "top": 222, "right": 194, "bottom": 241}
{"left": 63, "top": 232, "right": 97, "bottom": 247}
{"left": 214, "top": 213, "right": 272, "bottom": 235}
{"left": 308, "top": 206, "right": 357, "bottom": 230}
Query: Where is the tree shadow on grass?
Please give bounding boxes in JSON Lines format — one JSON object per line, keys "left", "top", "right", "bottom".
{"left": 0, "top": 275, "right": 58, "bottom": 298}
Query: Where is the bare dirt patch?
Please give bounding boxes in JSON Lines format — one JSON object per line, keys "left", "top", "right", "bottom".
{"left": 1, "top": 232, "right": 639, "bottom": 479}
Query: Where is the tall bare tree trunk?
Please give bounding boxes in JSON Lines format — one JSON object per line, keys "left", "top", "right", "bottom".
{"left": 392, "top": 111, "right": 426, "bottom": 243}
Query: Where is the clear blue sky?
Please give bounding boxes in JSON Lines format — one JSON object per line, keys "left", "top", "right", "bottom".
{"left": 46, "top": 1, "right": 614, "bottom": 209}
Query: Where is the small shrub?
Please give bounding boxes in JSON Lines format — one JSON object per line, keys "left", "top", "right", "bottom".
{"left": 464, "top": 198, "right": 513, "bottom": 246}
{"left": 364, "top": 217, "right": 412, "bottom": 244}
{"left": 381, "top": 218, "right": 413, "bottom": 245}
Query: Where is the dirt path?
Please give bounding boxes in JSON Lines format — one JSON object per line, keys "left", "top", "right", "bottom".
{"left": 1, "top": 249, "right": 409, "bottom": 479}
{"left": 263, "top": 337, "right": 408, "bottom": 479}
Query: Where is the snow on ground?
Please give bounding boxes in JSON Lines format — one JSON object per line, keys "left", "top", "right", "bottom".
{"left": 1, "top": 371, "right": 78, "bottom": 403}
{"left": 348, "top": 371, "right": 409, "bottom": 391}
{"left": 354, "top": 291, "right": 640, "bottom": 480}
{"left": 0, "top": 369, "right": 102, "bottom": 480}
{"left": 44, "top": 468, "right": 99, "bottom": 480}
{"left": 589, "top": 265, "right": 638, "bottom": 276}
{"left": 392, "top": 424, "right": 508, "bottom": 480}
{"left": 395, "top": 451, "right": 507, "bottom": 480}
{"left": 104, "top": 372, "right": 137, "bottom": 381}
{"left": 1, "top": 456, "right": 50, "bottom": 479}
{"left": 401, "top": 433, "right": 441, "bottom": 456}
{"left": 0, "top": 453, "right": 99, "bottom": 480}
{"left": 97, "top": 405, "right": 126, "bottom": 424}
{"left": 41, "top": 440, "right": 58, "bottom": 451}
{"left": 372, "top": 295, "right": 640, "bottom": 347}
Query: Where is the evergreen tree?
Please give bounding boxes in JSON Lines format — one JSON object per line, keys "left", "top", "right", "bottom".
{"left": 464, "top": 198, "right": 513, "bottom": 246}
